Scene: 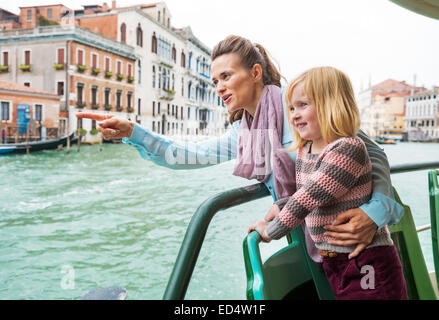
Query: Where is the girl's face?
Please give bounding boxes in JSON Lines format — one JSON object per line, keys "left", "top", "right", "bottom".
{"left": 211, "top": 53, "right": 262, "bottom": 115}
{"left": 289, "top": 82, "right": 325, "bottom": 151}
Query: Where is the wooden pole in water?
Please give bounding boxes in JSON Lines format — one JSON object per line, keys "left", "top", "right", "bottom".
{"left": 26, "top": 126, "right": 30, "bottom": 155}
{"left": 77, "top": 131, "right": 81, "bottom": 152}
{"left": 99, "top": 135, "right": 103, "bottom": 152}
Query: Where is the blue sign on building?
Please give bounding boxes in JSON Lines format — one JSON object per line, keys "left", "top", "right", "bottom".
{"left": 17, "top": 104, "right": 30, "bottom": 134}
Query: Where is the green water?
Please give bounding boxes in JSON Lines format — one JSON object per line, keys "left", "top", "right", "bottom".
{"left": 0, "top": 142, "right": 438, "bottom": 299}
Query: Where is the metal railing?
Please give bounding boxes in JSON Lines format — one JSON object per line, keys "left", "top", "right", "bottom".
{"left": 163, "top": 161, "right": 439, "bottom": 300}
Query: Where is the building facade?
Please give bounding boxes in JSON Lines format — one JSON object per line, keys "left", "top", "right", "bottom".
{"left": 357, "top": 79, "right": 425, "bottom": 138}
{"left": 0, "top": 78, "right": 60, "bottom": 143}
{"left": 0, "top": 1, "right": 228, "bottom": 142}
{"left": 405, "top": 88, "right": 439, "bottom": 141}
{"left": 0, "top": 24, "right": 136, "bottom": 143}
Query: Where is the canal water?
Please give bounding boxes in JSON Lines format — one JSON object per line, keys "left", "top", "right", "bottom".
{"left": 0, "top": 141, "right": 438, "bottom": 299}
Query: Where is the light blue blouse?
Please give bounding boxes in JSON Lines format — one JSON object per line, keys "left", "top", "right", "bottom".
{"left": 123, "top": 93, "right": 403, "bottom": 229}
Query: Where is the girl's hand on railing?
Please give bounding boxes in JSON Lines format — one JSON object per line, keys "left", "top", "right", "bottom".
{"left": 264, "top": 204, "right": 280, "bottom": 222}
{"left": 76, "top": 113, "right": 134, "bottom": 140}
{"left": 248, "top": 220, "right": 271, "bottom": 243}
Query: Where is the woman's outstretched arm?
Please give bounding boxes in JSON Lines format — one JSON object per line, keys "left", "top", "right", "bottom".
{"left": 76, "top": 112, "right": 239, "bottom": 170}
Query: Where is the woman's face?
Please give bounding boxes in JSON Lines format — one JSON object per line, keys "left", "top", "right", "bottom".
{"left": 289, "top": 82, "right": 324, "bottom": 149}
{"left": 211, "top": 53, "right": 261, "bottom": 114}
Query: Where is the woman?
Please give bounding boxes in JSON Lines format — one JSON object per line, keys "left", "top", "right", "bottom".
{"left": 76, "top": 35, "right": 403, "bottom": 261}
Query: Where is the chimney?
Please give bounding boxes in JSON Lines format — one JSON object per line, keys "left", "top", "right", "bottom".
{"left": 102, "top": 2, "right": 108, "bottom": 12}
{"left": 112, "top": 1, "right": 116, "bottom": 10}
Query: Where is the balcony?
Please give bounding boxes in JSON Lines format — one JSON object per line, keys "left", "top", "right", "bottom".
{"left": 104, "top": 104, "right": 112, "bottom": 111}
{"left": 0, "top": 65, "right": 9, "bottom": 73}
{"left": 53, "top": 64, "right": 65, "bottom": 70}
{"left": 154, "top": 54, "right": 175, "bottom": 68}
{"left": 91, "top": 68, "right": 100, "bottom": 76}
{"left": 19, "top": 65, "right": 31, "bottom": 72}
{"left": 159, "top": 89, "right": 176, "bottom": 100}
{"left": 77, "top": 65, "right": 87, "bottom": 73}
{"left": 76, "top": 102, "right": 86, "bottom": 109}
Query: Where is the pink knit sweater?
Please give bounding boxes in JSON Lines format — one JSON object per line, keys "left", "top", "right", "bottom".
{"left": 266, "top": 137, "right": 393, "bottom": 253}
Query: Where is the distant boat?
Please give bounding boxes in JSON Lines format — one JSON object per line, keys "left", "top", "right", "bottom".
{"left": 0, "top": 133, "right": 77, "bottom": 154}
{"left": 375, "top": 136, "right": 397, "bottom": 145}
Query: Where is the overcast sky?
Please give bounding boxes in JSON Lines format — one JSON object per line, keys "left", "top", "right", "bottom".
{"left": 3, "top": 0, "right": 439, "bottom": 92}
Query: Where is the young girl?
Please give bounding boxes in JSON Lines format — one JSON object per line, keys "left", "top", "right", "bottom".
{"left": 248, "top": 66, "right": 408, "bottom": 300}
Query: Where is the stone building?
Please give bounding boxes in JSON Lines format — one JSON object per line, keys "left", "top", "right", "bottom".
{"left": 0, "top": 24, "right": 136, "bottom": 143}
{"left": 405, "top": 88, "right": 439, "bottom": 141}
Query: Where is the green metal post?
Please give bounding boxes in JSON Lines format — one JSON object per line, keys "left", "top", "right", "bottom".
{"left": 162, "top": 183, "right": 270, "bottom": 300}
{"left": 429, "top": 170, "right": 439, "bottom": 289}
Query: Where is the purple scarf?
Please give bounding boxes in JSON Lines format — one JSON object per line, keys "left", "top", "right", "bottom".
{"left": 233, "top": 85, "right": 323, "bottom": 263}
{"left": 232, "top": 85, "right": 296, "bottom": 199}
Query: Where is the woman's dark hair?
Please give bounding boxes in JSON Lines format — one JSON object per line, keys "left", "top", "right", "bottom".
{"left": 211, "top": 35, "right": 282, "bottom": 123}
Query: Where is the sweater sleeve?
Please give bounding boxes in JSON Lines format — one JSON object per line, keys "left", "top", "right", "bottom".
{"left": 122, "top": 121, "right": 239, "bottom": 170}
{"left": 267, "top": 138, "right": 370, "bottom": 240}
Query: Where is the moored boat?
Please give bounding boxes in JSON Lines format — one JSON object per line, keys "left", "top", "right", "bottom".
{"left": 0, "top": 133, "right": 77, "bottom": 155}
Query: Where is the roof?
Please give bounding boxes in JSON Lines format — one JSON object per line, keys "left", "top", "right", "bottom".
{"left": 19, "top": 4, "right": 68, "bottom": 9}
{"left": 0, "top": 78, "right": 59, "bottom": 98}
{"left": 372, "top": 78, "right": 420, "bottom": 90}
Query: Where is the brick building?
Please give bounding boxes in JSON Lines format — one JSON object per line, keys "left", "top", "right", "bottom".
{"left": 0, "top": 24, "right": 136, "bottom": 142}
{"left": 0, "top": 78, "right": 60, "bottom": 143}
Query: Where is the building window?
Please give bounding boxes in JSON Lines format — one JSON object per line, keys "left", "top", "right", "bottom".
{"left": 158, "top": 11, "right": 161, "bottom": 22}
{"left": 117, "top": 60, "right": 122, "bottom": 75}
{"left": 2, "top": 52, "right": 8, "bottom": 66}
{"left": 151, "top": 33, "right": 157, "bottom": 54}
{"left": 105, "top": 57, "right": 111, "bottom": 72}
{"left": 172, "top": 46, "right": 176, "bottom": 62}
{"left": 57, "top": 81, "right": 64, "bottom": 96}
{"left": 24, "top": 50, "right": 31, "bottom": 66}
{"left": 1, "top": 102, "right": 10, "bottom": 121}
{"left": 152, "top": 101, "right": 155, "bottom": 117}
{"left": 57, "top": 48, "right": 64, "bottom": 65}
{"left": 157, "top": 102, "right": 161, "bottom": 115}
{"left": 47, "top": 8, "right": 53, "bottom": 19}
{"left": 138, "top": 98, "right": 141, "bottom": 116}
{"left": 77, "top": 49, "right": 84, "bottom": 66}
{"left": 181, "top": 51, "right": 186, "bottom": 68}
{"left": 91, "top": 53, "right": 98, "bottom": 69}
{"left": 136, "top": 24, "right": 143, "bottom": 47}
{"left": 104, "top": 88, "right": 111, "bottom": 107}
{"left": 127, "top": 92, "right": 132, "bottom": 109}
{"left": 77, "top": 83, "right": 84, "bottom": 106}
{"left": 35, "top": 104, "right": 42, "bottom": 122}
{"left": 27, "top": 9, "right": 32, "bottom": 22}
{"left": 127, "top": 64, "right": 132, "bottom": 78}
{"left": 91, "top": 86, "right": 98, "bottom": 107}
{"left": 181, "top": 106, "right": 183, "bottom": 120}
{"left": 116, "top": 90, "right": 122, "bottom": 110}
{"left": 120, "top": 23, "right": 126, "bottom": 44}
{"left": 152, "top": 66, "right": 156, "bottom": 88}
{"left": 137, "top": 60, "right": 141, "bottom": 84}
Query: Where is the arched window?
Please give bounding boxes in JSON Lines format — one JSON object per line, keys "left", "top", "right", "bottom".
{"left": 181, "top": 51, "right": 186, "bottom": 68}
{"left": 171, "top": 45, "right": 176, "bottom": 62}
{"left": 151, "top": 33, "right": 157, "bottom": 54}
{"left": 120, "top": 23, "right": 126, "bottom": 44}
{"left": 136, "top": 24, "right": 143, "bottom": 47}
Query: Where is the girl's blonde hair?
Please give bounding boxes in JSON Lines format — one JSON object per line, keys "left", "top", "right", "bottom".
{"left": 285, "top": 66, "right": 360, "bottom": 151}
